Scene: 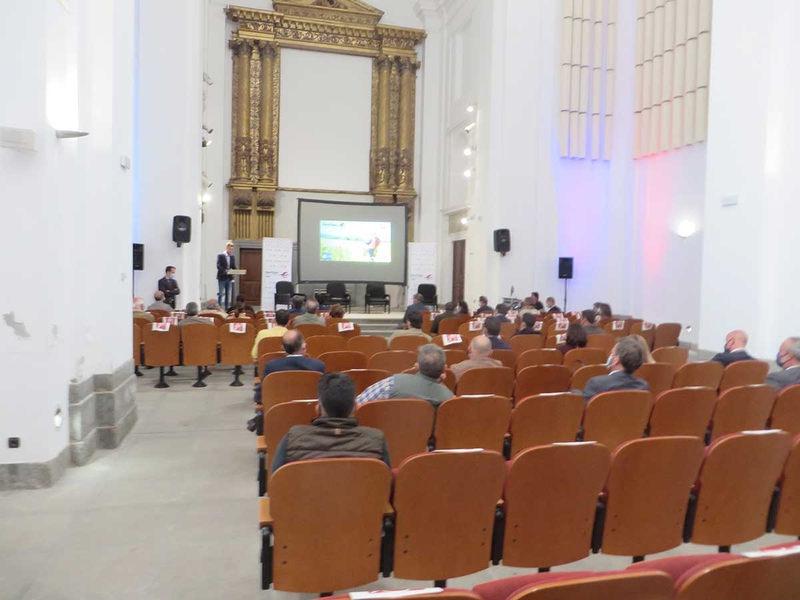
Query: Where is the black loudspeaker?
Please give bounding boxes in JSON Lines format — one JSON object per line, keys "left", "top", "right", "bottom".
{"left": 172, "top": 215, "right": 192, "bottom": 247}
{"left": 133, "top": 243, "right": 144, "bottom": 271}
{"left": 493, "top": 229, "right": 511, "bottom": 255}
{"left": 559, "top": 257, "right": 574, "bottom": 279}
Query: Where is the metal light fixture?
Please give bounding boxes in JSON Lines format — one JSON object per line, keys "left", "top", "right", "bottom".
{"left": 55, "top": 130, "right": 89, "bottom": 139}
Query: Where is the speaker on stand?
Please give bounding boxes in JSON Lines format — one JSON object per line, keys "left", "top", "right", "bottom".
{"left": 558, "top": 257, "right": 573, "bottom": 311}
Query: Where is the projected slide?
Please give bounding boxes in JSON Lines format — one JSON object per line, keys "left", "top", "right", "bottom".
{"left": 320, "top": 220, "right": 392, "bottom": 263}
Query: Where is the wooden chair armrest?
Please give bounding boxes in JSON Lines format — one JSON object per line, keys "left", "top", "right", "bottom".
{"left": 257, "top": 436, "right": 267, "bottom": 454}
{"left": 259, "top": 497, "right": 273, "bottom": 528}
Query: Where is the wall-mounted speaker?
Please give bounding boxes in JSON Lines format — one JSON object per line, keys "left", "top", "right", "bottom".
{"left": 493, "top": 229, "right": 511, "bottom": 255}
{"left": 172, "top": 215, "right": 192, "bottom": 247}
{"left": 558, "top": 257, "right": 574, "bottom": 279}
{"left": 133, "top": 243, "right": 144, "bottom": 271}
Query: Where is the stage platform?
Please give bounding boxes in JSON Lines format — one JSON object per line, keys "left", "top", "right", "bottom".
{"left": 346, "top": 310, "right": 405, "bottom": 337}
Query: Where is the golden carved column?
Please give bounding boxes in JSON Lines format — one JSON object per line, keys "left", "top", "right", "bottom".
{"left": 373, "top": 54, "right": 393, "bottom": 198}
{"left": 397, "top": 56, "right": 418, "bottom": 195}
{"left": 231, "top": 38, "right": 252, "bottom": 183}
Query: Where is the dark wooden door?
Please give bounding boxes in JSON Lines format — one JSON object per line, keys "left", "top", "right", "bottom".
{"left": 239, "top": 248, "right": 263, "bottom": 305}
{"left": 452, "top": 240, "right": 466, "bottom": 302}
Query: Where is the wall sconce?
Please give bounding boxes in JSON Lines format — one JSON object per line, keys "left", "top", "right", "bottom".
{"left": 464, "top": 123, "right": 476, "bottom": 132}
{"left": 467, "top": 105, "right": 475, "bottom": 113}
{"left": 202, "top": 138, "right": 212, "bottom": 148}
{"left": 676, "top": 220, "right": 697, "bottom": 238}
{"left": 463, "top": 169, "right": 473, "bottom": 178}
{"left": 464, "top": 147, "right": 473, "bottom": 156}
{"left": 54, "top": 407, "right": 63, "bottom": 429}
{"left": 55, "top": 130, "right": 89, "bottom": 139}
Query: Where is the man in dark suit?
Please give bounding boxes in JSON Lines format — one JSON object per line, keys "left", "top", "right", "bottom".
{"left": 402, "top": 293, "right": 429, "bottom": 322}
{"left": 157, "top": 266, "right": 180, "bottom": 309}
{"left": 513, "top": 312, "right": 542, "bottom": 336}
{"left": 581, "top": 336, "right": 649, "bottom": 402}
{"left": 767, "top": 337, "right": 800, "bottom": 391}
{"left": 217, "top": 242, "right": 236, "bottom": 310}
{"left": 524, "top": 292, "right": 544, "bottom": 311}
{"left": 431, "top": 302, "right": 457, "bottom": 335}
{"left": 545, "top": 297, "right": 562, "bottom": 313}
{"left": 711, "top": 330, "right": 754, "bottom": 366}
{"left": 475, "top": 296, "right": 494, "bottom": 316}
{"left": 495, "top": 303, "right": 512, "bottom": 323}
{"left": 483, "top": 316, "right": 511, "bottom": 350}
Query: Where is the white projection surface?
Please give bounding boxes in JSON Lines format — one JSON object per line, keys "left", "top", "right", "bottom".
{"left": 278, "top": 48, "right": 372, "bottom": 191}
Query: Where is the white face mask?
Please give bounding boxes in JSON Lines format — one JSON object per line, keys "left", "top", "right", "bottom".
{"left": 606, "top": 355, "right": 615, "bottom": 369}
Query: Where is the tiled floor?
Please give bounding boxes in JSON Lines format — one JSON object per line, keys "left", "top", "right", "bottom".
{"left": 0, "top": 364, "right": 793, "bottom": 600}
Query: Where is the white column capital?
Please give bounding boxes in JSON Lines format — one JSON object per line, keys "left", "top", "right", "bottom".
{"left": 414, "top": 0, "right": 446, "bottom": 31}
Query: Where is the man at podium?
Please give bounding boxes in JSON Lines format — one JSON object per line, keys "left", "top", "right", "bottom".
{"left": 217, "top": 241, "right": 237, "bottom": 310}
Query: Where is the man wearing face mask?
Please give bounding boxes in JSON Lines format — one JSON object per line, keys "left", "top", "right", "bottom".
{"left": 157, "top": 266, "right": 180, "bottom": 309}
{"left": 580, "top": 336, "right": 649, "bottom": 402}
{"left": 711, "top": 329, "right": 754, "bottom": 366}
{"left": 766, "top": 337, "right": 800, "bottom": 391}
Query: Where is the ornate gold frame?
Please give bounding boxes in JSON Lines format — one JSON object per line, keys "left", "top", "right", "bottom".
{"left": 225, "top": 1, "right": 425, "bottom": 240}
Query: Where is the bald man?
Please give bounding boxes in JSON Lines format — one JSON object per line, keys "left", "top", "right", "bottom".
{"left": 711, "top": 330, "right": 754, "bottom": 366}
{"left": 293, "top": 299, "right": 326, "bottom": 326}
{"left": 766, "top": 337, "right": 800, "bottom": 391}
{"left": 450, "top": 335, "right": 503, "bottom": 380}
{"left": 146, "top": 291, "right": 174, "bottom": 312}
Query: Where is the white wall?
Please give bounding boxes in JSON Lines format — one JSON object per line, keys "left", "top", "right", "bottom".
{"left": 0, "top": 0, "right": 134, "bottom": 465}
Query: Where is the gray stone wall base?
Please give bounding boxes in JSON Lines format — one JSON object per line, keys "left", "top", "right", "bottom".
{"left": 97, "top": 404, "right": 138, "bottom": 449}
{"left": 0, "top": 446, "right": 71, "bottom": 491}
{"left": 70, "top": 428, "right": 98, "bottom": 466}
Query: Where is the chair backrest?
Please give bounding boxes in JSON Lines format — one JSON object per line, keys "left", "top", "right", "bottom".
{"left": 368, "top": 350, "right": 417, "bottom": 375}
{"left": 355, "top": 399, "right": 434, "bottom": 464}
{"left": 304, "top": 335, "right": 347, "bottom": 358}
{"left": 633, "top": 362, "right": 675, "bottom": 398}
{"left": 719, "top": 360, "right": 770, "bottom": 392}
{"left": 133, "top": 316, "right": 151, "bottom": 330}
{"left": 517, "top": 349, "right": 563, "bottom": 372}
{"left": 438, "top": 317, "right": 464, "bottom": 335}
{"left": 142, "top": 323, "right": 181, "bottom": 366}
{"left": 417, "top": 283, "right": 437, "bottom": 300}
{"left": 570, "top": 364, "right": 610, "bottom": 390}
{"left": 365, "top": 282, "right": 385, "bottom": 296}
{"left": 604, "top": 320, "right": 632, "bottom": 338}
{"left": 263, "top": 400, "right": 318, "bottom": 482}
{"left": 583, "top": 390, "right": 654, "bottom": 452}
{"left": 770, "top": 384, "right": 800, "bottom": 436}
{"left": 342, "top": 369, "right": 391, "bottom": 396}
{"left": 587, "top": 333, "right": 616, "bottom": 355}
{"left": 775, "top": 435, "right": 800, "bottom": 535}
{"left": 691, "top": 430, "right": 792, "bottom": 546}
{"left": 392, "top": 451, "right": 506, "bottom": 581}
{"left": 293, "top": 323, "right": 328, "bottom": 339}
{"left": 499, "top": 322, "right": 517, "bottom": 339}
{"left": 261, "top": 370, "right": 322, "bottom": 411}
{"left": 347, "top": 335, "right": 387, "bottom": 358}
{"left": 443, "top": 349, "right": 468, "bottom": 366}
{"left": 630, "top": 321, "right": 655, "bottom": 349}
{"left": 710, "top": 384, "right": 777, "bottom": 441}
{"left": 510, "top": 394, "right": 585, "bottom": 456}
{"left": 601, "top": 436, "right": 705, "bottom": 557}
{"left": 133, "top": 324, "right": 142, "bottom": 366}
{"left": 434, "top": 396, "right": 512, "bottom": 452}
{"left": 319, "top": 350, "right": 368, "bottom": 372}
{"left": 456, "top": 367, "right": 515, "bottom": 398}
{"left": 327, "top": 321, "right": 362, "bottom": 339}
{"left": 503, "top": 443, "right": 611, "bottom": 567}
{"left": 490, "top": 348, "right": 517, "bottom": 370}
{"left": 258, "top": 351, "right": 288, "bottom": 377}
{"left": 181, "top": 323, "right": 219, "bottom": 366}
{"left": 326, "top": 282, "right": 347, "bottom": 297}
{"left": 225, "top": 316, "right": 252, "bottom": 324}
{"left": 563, "top": 348, "right": 608, "bottom": 372}
{"left": 651, "top": 346, "right": 689, "bottom": 369}
{"left": 544, "top": 335, "right": 566, "bottom": 349}
{"left": 270, "top": 458, "right": 391, "bottom": 592}
{"left": 673, "top": 361, "right": 724, "bottom": 389}
{"left": 148, "top": 309, "right": 170, "bottom": 321}
{"left": 219, "top": 322, "right": 255, "bottom": 366}
{"left": 390, "top": 334, "right": 430, "bottom": 352}
{"left": 514, "top": 365, "right": 572, "bottom": 398}
{"left": 648, "top": 387, "right": 717, "bottom": 438}
{"left": 257, "top": 335, "right": 285, "bottom": 356}
{"left": 653, "top": 323, "right": 681, "bottom": 349}
{"left": 275, "top": 280, "right": 294, "bottom": 295}
{"left": 510, "top": 335, "right": 545, "bottom": 355}
{"left": 506, "top": 572, "right": 674, "bottom": 600}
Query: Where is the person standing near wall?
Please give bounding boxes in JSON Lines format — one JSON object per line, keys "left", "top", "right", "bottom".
{"left": 217, "top": 241, "right": 236, "bottom": 310}
{"left": 158, "top": 266, "right": 180, "bottom": 309}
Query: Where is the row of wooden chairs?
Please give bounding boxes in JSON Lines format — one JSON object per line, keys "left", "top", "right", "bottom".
{"left": 258, "top": 432, "right": 798, "bottom": 592}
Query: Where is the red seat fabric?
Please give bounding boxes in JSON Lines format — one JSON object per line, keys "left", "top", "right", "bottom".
{"left": 626, "top": 553, "right": 743, "bottom": 585}
{"left": 472, "top": 572, "right": 596, "bottom": 600}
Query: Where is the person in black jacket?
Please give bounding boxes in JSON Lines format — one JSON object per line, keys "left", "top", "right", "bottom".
{"left": 581, "top": 337, "right": 649, "bottom": 401}
{"left": 157, "top": 266, "right": 180, "bottom": 308}
{"left": 711, "top": 330, "right": 754, "bottom": 366}
{"left": 217, "top": 242, "right": 236, "bottom": 310}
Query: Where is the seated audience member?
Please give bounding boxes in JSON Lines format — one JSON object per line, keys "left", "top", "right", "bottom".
{"left": 581, "top": 336, "right": 649, "bottom": 402}
{"left": 525, "top": 292, "right": 545, "bottom": 311}
{"left": 178, "top": 302, "right": 209, "bottom": 327}
{"left": 767, "top": 337, "right": 800, "bottom": 391}
{"left": 457, "top": 300, "right": 470, "bottom": 315}
{"left": 356, "top": 344, "right": 454, "bottom": 409}
{"left": 147, "top": 291, "right": 174, "bottom": 313}
{"left": 483, "top": 316, "right": 512, "bottom": 350}
{"left": 403, "top": 293, "right": 430, "bottom": 321}
{"left": 200, "top": 298, "right": 228, "bottom": 318}
{"left": 250, "top": 309, "right": 290, "bottom": 359}
{"left": 711, "top": 330, "right": 754, "bottom": 366}
{"left": 288, "top": 296, "right": 306, "bottom": 316}
{"left": 228, "top": 294, "right": 255, "bottom": 317}
{"left": 475, "top": 296, "right": 494, "bottom": 315}
{"left": 632, "top": 334, "right": 655, "bottom": 364}
{"left": 513, "top": 312, "right": 541, "bottom": 336}
{"left": 597, "top": 303, "right": 613, "bottom": 319}
{"left": 450, "top": 335, "right": 502, "bottom": 380}
{"left": 545, "top": 297, "right": 562, "bottom": 313}
{"left": 271, "top": 372, "right": 391, "bottom": 473}
{"left": 253, "top": 330, "right": 325, "bottom": 403}
{"left": 557, "top": 323, "right": 588, "bottom": 355}
{"left": 133, "top": 297, "right": 155, "bottom": 322}
{"left": 495, "top": 303, "right": 512, "bottom": 323}
{"left": 431, "top": 302, "right": 457, "bottom": 335}
{"left": 293, "top": 299, "right": 325, "bottom": 326}
{"left": 581, "top": 309, "right": 605, "bottom": 336}
{"left": 328, "top": 304, "right": 346, "bottom": 319}
{"left": 390, "top": 311, "right": 432, "bottom": 342}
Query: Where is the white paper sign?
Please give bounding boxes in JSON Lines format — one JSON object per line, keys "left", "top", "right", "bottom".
{"left": 534, "top": 321, "right": 544, "bottom": 332}
{"left": 468, "top": 320, "right": 483, "bottom": 331}
{"left": 612, "top": 320, "right": 625, "bottom": 331}
{"left": 153, "top": 322, "right": 171, "bottom": 332}
{"left": 442, "top": 334, "right": 463, "bottom": 346}
{"left": 338, "top": 322, "right": 355, "bottom": 332}
{"left": 162, "top": 316, "right": 178, "bottom": 325}
{"left": 554, "top": 321, "right": 569, "bottom": 331}
{"left": 261, "top": 237, "right": 294, "bottom": 311}
{"left": 229, "top": 323, "right": 247, "bottom": 334}
{"left": 407, "top": 242, "right": 438, "bottom": 306}
{"left": 350, "top": 590, "right": 443, "bottom": 600}
{"left": 642, "top": 322, "right": 654, "bottom": 331}
{"left": 555, "top": 333, "right": 567, "bottom": 344}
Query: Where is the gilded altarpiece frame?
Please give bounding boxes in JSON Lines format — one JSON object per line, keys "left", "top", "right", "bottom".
{"left": 225, "top": 1, "right": 426, "bottom": 241}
